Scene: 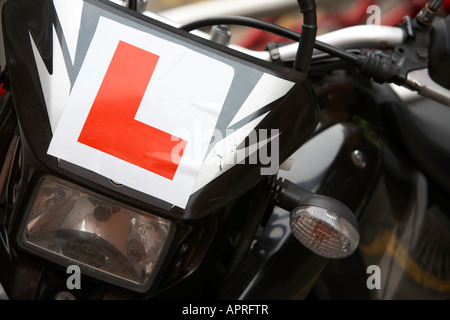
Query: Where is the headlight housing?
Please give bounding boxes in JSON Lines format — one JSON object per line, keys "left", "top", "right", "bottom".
{"left": 17, "top": 176, "right": 174, "bottom": 293}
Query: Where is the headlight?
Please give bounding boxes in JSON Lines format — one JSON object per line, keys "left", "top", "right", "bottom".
{"left": 18, "top": 176, "right": 174, "bottom": 293}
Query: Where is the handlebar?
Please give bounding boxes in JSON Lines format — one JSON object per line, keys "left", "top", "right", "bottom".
{"left": 141, "top": 1, "right": 450, "bottom": 106}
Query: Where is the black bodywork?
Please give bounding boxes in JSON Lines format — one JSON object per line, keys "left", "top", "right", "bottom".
{"left": 0, "top": 0, "right": 449, "bottom": 300}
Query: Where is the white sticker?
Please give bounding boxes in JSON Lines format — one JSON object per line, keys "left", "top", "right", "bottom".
{"left": 48, "top": 17, "right": 234, "bottom": 209}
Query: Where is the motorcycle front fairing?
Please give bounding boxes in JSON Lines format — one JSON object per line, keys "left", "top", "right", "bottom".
{"left": 0, "top": 0, "right": 319, "bottom": 298}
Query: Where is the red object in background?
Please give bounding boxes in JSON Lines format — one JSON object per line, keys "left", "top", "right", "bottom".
{"left": 444, "top": 0, "right": 450, "bottom": 11}
{"left": 0, "top": 84, "right": 5, "bottom": 97}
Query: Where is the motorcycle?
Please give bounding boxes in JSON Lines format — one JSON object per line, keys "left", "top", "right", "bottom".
{"left": 0, "top": 0, "right": 449, "bottom": 303}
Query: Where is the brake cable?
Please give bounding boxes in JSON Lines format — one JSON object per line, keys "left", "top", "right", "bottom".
{"left": 179, "top": 16, "right": 362, "bottom": 66}
{"left": 180, "top": 0, "right": 447, "bottom": 92}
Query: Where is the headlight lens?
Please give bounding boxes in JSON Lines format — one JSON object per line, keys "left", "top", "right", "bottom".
{"left": 18, "top": 176, "right": 174, "bottom": 292}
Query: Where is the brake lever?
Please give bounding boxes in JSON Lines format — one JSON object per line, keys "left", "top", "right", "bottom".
{"left": 405, "top": 68, "right": 450, "bottom": 106}
{"left": 360, "top": 2, "right": 450, "bottom": 107}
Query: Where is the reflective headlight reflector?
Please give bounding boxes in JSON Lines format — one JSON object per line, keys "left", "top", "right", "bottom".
{"left": 290, "top": 206, "right": 359, "bottom": 259}
{"left": 18, "top": 176, "right": 174, "bottom": 292}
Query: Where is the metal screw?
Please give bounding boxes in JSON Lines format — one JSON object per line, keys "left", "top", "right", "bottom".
{"left": 351, "top": 150, "right": 367, "bottom": 168}
{"left": 210, "top": 25, "right": 232, "bottom": 46}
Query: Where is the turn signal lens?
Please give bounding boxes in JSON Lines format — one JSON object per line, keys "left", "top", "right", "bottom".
{"left": 290, "top": 206, "right": 359, "bottom": 259}
{"left": 18, "top": 176, "right": 174, "bottom": 292}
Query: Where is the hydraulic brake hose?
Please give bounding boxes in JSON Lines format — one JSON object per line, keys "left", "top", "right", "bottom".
{"left": 128, "top": 0, "right": 137, "bottom": 11}
{"left": 180, "top": 1, "right": 317, "bottom": 75}
{"left": 294, "top": 0, "right": 317, "bottom": 74}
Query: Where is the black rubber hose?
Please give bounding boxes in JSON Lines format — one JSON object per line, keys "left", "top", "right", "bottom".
{"left": 179, "top": 16, "right": 362, "bottom": 66}
{"left": 128, "top": 0, "right": 137, "bottom": 11}
{"left": 294, "top": 0, "right": 318, "bottom": 74}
